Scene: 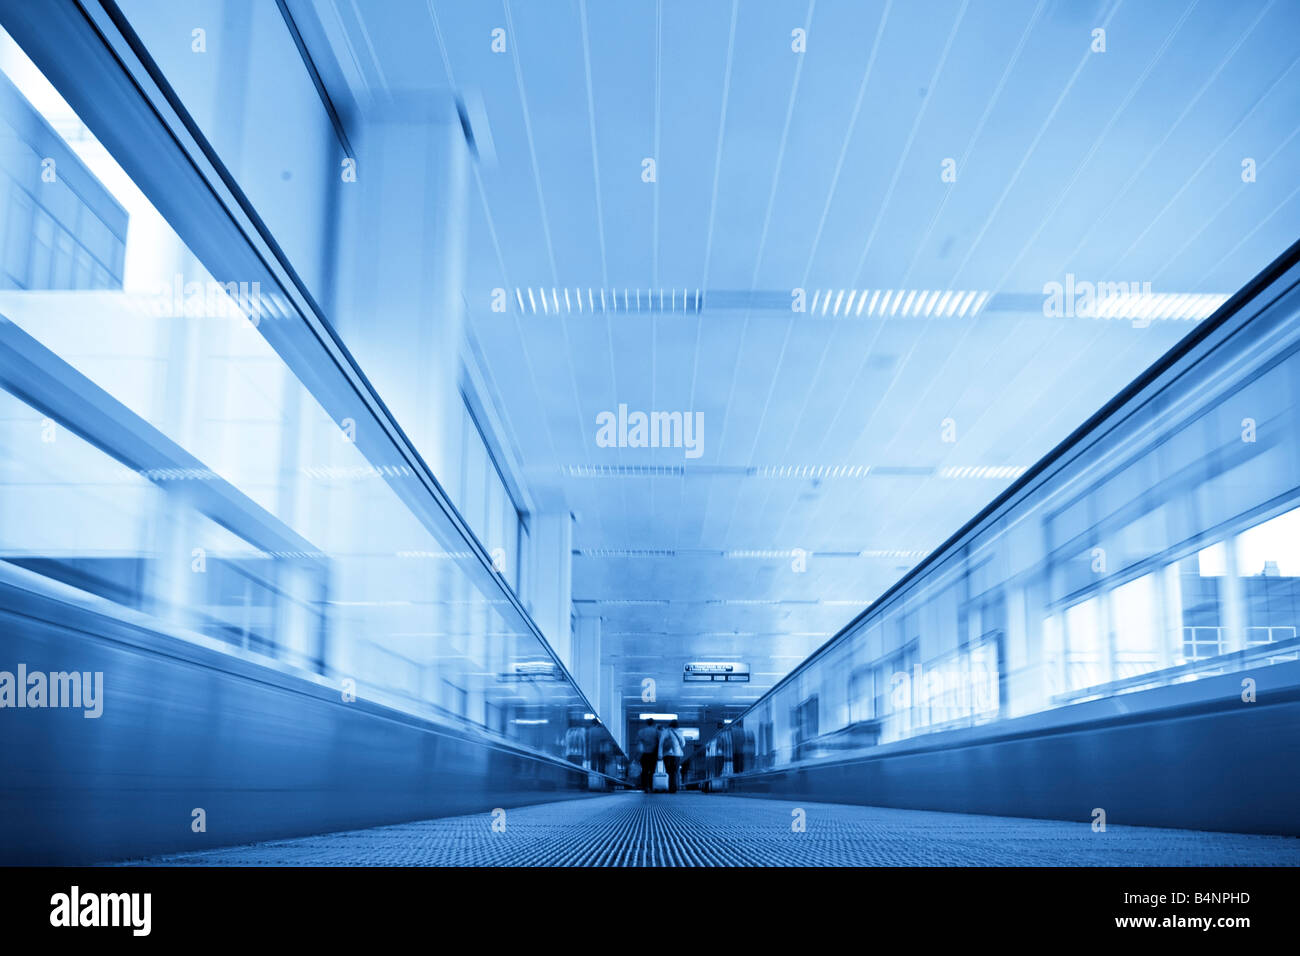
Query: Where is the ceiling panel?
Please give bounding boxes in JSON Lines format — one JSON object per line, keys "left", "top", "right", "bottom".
{"left": 302, "top": 0, "right": 1300, "bottom": 718}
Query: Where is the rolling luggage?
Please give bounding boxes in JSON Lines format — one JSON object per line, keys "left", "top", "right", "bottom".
{"left": 651, "top": 759, "right": 669, "bottom": 792}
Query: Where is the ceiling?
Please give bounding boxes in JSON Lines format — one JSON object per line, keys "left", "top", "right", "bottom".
{"left": 295, "top": 0, "right": 1300, "bottom": 723}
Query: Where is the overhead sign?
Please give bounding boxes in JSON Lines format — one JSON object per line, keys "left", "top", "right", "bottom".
{"left": 683, "top": 662, "right": 750, "bottom": 682}
{"left": 499, "top": 660, "right": 559, "bottom": 682}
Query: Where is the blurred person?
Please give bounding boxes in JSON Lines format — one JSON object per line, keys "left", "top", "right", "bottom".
{"left": 635, "top": 718, "right": 659, "bottom": 792}
{"left": 658, "top": 720, "right": 685, "bottom": 794}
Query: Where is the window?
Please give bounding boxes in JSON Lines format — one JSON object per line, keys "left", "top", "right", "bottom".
{"left": 1110, "top": 573, "right": 1161, "bottom": 680}
{"left": 1064, "top": 596, "right": 1104, "bottom": 690}
{"left": 848, "top": 666, "right": 874, "bottom": 724}
{"left": 1237, "top": 508, "right": 1300, "bottom": 654}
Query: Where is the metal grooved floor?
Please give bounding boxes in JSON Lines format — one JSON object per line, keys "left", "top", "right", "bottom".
{"left": 126, "top": 793, "right": 1300, "bottom": 867}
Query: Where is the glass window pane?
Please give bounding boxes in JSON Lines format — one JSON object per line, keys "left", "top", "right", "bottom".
{"left": 1111, "top": 573, "right": 1161, "bottom": 680}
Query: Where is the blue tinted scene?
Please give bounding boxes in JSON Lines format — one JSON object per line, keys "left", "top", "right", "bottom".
{"left": 1, "top": 0, "right": 1299, "bottom": 900}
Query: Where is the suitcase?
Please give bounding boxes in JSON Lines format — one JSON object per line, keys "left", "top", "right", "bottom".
{"left": 651, "top": 760, "right": 669, "bottom": 792}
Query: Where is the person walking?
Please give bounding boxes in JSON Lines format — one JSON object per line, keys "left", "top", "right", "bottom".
{"left": 635, "top": 718, "right": 659, "bottom": 792}
{"left": 658, "top": 720, "right": 685, "bottom": 794}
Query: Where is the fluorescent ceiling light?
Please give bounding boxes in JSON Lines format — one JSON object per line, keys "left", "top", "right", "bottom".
{"left": 939, "top": 465, "right": 1028, "bottom": 479}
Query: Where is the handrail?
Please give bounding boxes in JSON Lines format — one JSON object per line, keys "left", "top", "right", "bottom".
{"left": 719, "top": 233, "right": 1300, "bottom": 737}
{"left": 0, "top": 558, "right": 631, "bottom": 787}
{"left": 1050, "top": 635, "right": 1300, "bottom": 705}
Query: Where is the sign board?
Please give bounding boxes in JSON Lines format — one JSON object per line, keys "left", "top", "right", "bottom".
{"left": 683, "top": 661, "right": 750, "bottom": 682}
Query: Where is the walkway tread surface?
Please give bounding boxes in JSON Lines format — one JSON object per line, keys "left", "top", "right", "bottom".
{"left": 126, "top": 793, "right": 1300, "bottom": 867}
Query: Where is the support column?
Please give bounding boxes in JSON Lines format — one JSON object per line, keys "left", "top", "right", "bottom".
{"left": 333, "top": 96, "right": 469, "bottom": 491}
{"left": 572, "top": 614, "right": 601, "bottom": 710}
{"left": 603, "top": 662, "right": 624, "bottom": 753}
{"left": 527, "top": 512, "right": 573, "bottom": 670}
{"left": 1222, "top": 536, "right": 1248, "bottom": 654}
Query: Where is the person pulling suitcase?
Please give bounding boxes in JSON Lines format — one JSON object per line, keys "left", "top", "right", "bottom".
{"left": 658, "top": 720, "right": 685, "bottom": 794}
